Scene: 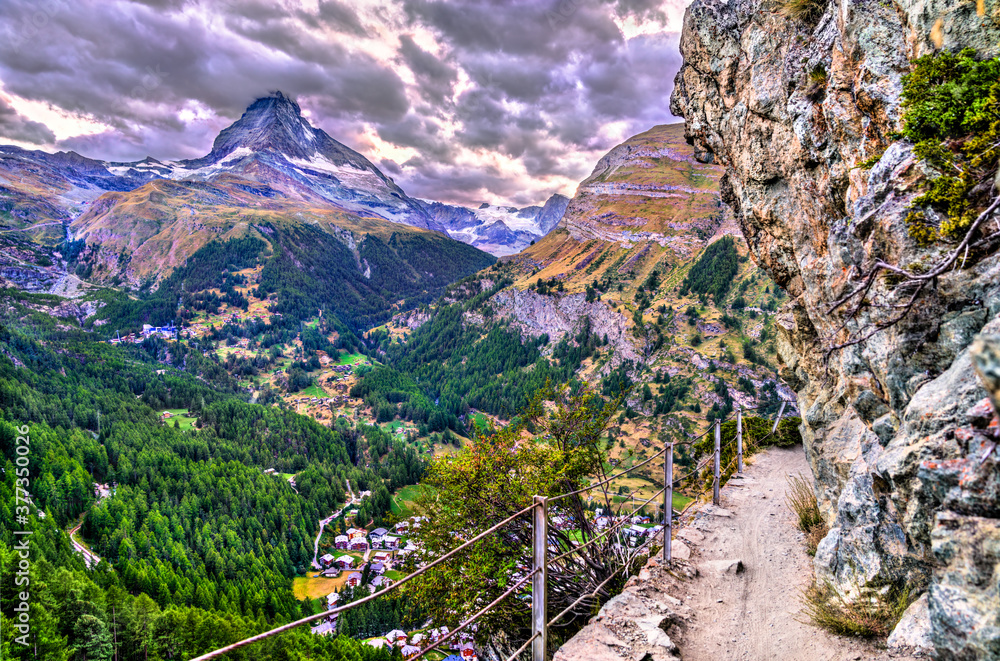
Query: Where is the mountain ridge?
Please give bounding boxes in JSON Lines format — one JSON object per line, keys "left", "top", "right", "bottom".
{"left": 416, "top": 193, "right": 570, "bottom": 256}
{"left": 0, "top": 91, "right": 565, "bottom": 251}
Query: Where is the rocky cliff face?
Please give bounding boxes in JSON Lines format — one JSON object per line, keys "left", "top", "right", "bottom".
{"left": 672, "top": 0, "right": 1000, "bottom": 656}
{"left": 486, "top": 288, "right": 643, "bottom": 367}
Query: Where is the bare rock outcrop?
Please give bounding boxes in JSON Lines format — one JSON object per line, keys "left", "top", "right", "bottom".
{"left": 553, "top": 558, "right": 694, "bottom": 661}
{"left": 672, "top": 0, "right": 1000, "bottom": 656}
{"left": 489, "top": 289, "right": 642, "bottom": 369}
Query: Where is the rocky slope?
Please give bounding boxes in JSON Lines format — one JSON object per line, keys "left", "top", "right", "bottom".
{"left": 51, "top": 93, "right": 501, "bottom": 288}
{"left": 516, "top": 124, "right": 724, "bottom": 270}
{"left": 165, "top": 92, "right": 441, "bottom": 230}
{"left": 671, "top": 0, "right": 1000, "bottom": 656}
{"left": 2, "top": 92, "right": 441, "bottom": 233}
{"left": 499, "top": 125, "right": 787, "bottom": 400}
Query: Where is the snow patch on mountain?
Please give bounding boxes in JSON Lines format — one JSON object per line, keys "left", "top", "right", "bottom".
{"left": 416, "top": 194, "right": 570, "bottom": 256}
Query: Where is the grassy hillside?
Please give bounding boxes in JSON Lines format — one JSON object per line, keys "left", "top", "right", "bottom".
{"left": 71, "top": 176, "right": 494, "bottom": 335}
{"left": 352, "top": 124, "right": 793, "bottom": 500}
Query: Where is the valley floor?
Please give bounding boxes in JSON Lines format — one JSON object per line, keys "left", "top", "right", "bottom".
{"left": 675, "top": 446, "right": 916, "bottom": 661}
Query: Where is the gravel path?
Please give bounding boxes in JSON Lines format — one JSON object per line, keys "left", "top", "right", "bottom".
{"left": 674, "top": 445, "right": 915, "bottom": 661}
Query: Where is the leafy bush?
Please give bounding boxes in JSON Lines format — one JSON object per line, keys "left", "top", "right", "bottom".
{"left": 900, "top": 48, "right": 1000, "bottom": 242}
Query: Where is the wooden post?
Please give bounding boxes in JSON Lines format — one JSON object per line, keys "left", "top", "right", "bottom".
{"left": 664, "top": 443, "right": 673, "bottom": 563}
{"left": 713, "top": 418, "right": 721, "bottom": 506}
{"left": 532, "top": 495, "right": 548, "bottom": 661}
{"left": 771, "top": 400, "right": 787, "bottom": 434}
{"left": 736, "top": 405, "right": 743, "bottom": 475}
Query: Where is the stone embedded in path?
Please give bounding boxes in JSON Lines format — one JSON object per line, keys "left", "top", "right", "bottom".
{"left": 670, "top": 540, "right": 691, "bottom": 561}
{"left": 701, "top": 559, "right": 744, "bottom": 575}
{"left": 703, "top": 505, "right": 734, "bottom": 518}
{"left": 678, "top": 528, "right": 705, "bottom": 545}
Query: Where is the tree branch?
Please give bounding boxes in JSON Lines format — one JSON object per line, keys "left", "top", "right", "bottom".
{"left": 822, "top": 194, "right": 1000, "bottom": 358}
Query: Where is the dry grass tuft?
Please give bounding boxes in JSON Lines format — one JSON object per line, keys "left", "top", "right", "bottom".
{"left": 786, "top": 474, "right": 827, "bottom": 555}
{"left": 778, "top": 0, "right": 826, "bottom": 23}
{"left": 803, "top": 582, "right": 914, "bottom": 638}
{"left": 805, "top": 65, "right": 828, "bottom": 101}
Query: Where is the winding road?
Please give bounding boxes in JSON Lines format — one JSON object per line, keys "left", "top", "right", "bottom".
{"left": 310, "top": 479, "right": 359, "bottom": 569}
{"left": 68, "top": 520, "right": 102, "bottom": 568}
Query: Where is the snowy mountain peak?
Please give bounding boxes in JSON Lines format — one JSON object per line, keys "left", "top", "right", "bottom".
{"left": 197, "top": 90, "right": 321, "bottom": 163}
{"left": 417, "top": 194, "right": 570, "bottom": 256}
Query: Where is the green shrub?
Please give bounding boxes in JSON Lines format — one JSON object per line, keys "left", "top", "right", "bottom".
{"left": 900, "top": 48, "right": 1000, "bottom": 241}
{"left": 855, "top": 149, "right": 885, "bottom": 170}
{"left": 679, "top": 236, "right": 739, "bottom": 303}
{"left": 805, "top": 65, "right": 828, "bottom": 101}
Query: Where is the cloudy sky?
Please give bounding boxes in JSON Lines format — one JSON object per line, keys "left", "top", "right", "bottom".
{"left": 0, "top": 0, "right": 686, "bottom": 207}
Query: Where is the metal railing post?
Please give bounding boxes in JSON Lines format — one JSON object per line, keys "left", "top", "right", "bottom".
{"left": 771, "top": 400, "right": 787, "bottom": 434}
{"left": 736, "top": 405, "right": 743, "bottom": 475}
{"left": 712, "top": 418, "right": 721, "bottom": 506}
{"left": 663, "top": 443, "right": 673, "bottom": 563}
{"left": 532, "top": 495, "right": 548, "bottom": 661}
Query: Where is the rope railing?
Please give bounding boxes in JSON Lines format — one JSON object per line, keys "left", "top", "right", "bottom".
{"left": 546, "top": 514, "right": 664, "bottom": 631}
{"left": 188, "top": 398, "right": 796, "bottom": 661}
{"left": 503, "top": 632, "right": 540, "bottom": 661}
{"left": 549, "top": 446, "right": 667, "bottom": 502}
{"left": 188, "top": 502, "right": 535, "bottom": 661}
{"left": 548, "top": 485, "right": 667, "bottom": 566}
{"left": 415, "top": 568, "right": 539, "bottom": 659}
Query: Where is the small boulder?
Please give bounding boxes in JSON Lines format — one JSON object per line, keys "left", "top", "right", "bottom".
{"left": 887, "top": 593, "right": 933, "bottom": 656}
{"left": 704, "top": 505, "right": 734, "bottom": 518}
{"left": 668, "top": 540, "right": 691, "bottom": 561}
{"left": 678, "top": 528, "right": 705, "bottom": 545}
{"left": 702, "top": 558, "right": 745, "bottom": 575}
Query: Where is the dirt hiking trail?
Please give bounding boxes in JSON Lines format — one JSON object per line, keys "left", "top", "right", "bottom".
{"left": 673, "top": 445, "right": 917, "bottom": 661}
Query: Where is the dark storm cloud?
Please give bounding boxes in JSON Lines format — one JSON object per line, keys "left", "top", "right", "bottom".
{"left": 380, "top": 158, "right": 404, "bottom": 175}
{"left": 377, "top": 113, "right": 457, "bottom": 163}
{"left": 399, "top": 0, "right": 680, "bottom": 150}
{"left": 0, "top": 97, "right": 55, "bottom": 145}
{"left": 397, "top": 34, "right": 457, "bottom": 105}
{"left": 0, "top": 0, "right": 408, "bottom": 158}
{"left": 611, "top": 0, "right": 671, "bottom": 23}
{"left": 388, "top": 0, "right": 682, "bottom": 202}
{"left": 0, "top": 0, "right": 683, "bottom": 205}
{"left": 315, "top": 1, "right": 369, "bottom": 37}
